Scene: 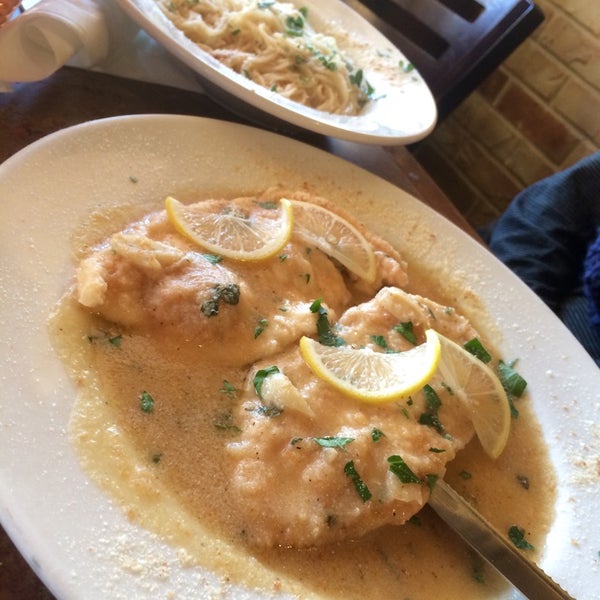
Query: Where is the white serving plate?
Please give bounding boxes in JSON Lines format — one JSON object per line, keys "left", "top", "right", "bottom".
{"left": 0, "top": 115, "right": 598, "bottom": 600}
{"left": 114, "top": 0, "right": 437, "bottom": 145}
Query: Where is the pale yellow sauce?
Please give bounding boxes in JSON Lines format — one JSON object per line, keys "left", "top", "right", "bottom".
{"left": 50, "top": 201, "right": 556, "bottom": 599}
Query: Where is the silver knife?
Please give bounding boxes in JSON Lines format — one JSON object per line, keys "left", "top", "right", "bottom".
{"left": 428, "top": 480, "right": 575, "bottom": 600}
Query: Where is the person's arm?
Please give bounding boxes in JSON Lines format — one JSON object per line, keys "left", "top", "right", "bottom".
{"left": 488, "top": 152, "right": 600, "bottom": 313}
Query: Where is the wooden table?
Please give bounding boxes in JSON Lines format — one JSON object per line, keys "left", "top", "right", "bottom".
{"left": 0, "top": 66, "right": 475, "bottom": 600}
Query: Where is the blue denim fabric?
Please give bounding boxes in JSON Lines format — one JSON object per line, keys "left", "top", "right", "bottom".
{"left": 486, "top": 151, "right": 600, "bottom": 366}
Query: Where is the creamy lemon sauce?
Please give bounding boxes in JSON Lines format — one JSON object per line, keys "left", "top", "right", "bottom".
{"left": 51, "top": 198, "right": 556, "bottom": 599}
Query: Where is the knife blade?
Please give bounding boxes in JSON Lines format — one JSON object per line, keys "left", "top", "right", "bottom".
{"left": 428, "top": 480, "right": 575, "bottom": 600}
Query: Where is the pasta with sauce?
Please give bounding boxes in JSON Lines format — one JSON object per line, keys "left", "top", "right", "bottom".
{"left": 157, "top": 0, "right": 375, "bottom": 115}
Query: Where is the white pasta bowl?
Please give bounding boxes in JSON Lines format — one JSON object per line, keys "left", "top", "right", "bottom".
{"left": 114, "top": 0, "right": 437, "bottom": 144}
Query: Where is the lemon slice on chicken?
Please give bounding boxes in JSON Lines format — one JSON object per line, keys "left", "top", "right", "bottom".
{"left": 165, "top": 196, "right": 293, "bottom": 261}
{"left": 299, "top": 329, "right": 441, "bottom": 403}
{"left": 289, "top": 199, "right": 377, "bottom": 283}
{"left": 434, "top": 331, "right": 511, "bottom": 459}
{"left": 300, "top": 329, "right": 511, "bottom": 458}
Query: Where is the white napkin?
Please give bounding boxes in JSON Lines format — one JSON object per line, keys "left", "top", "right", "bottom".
{"left": 0, "top": 0, "right": 204, "bottom": 92}
{"left": 0, "top": 0, "right": 138, "bottom": 83}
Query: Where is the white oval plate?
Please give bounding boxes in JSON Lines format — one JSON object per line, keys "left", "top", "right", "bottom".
{"left": 0, "top": 115, "right": 598, "bottom": 600}
{"left": 114, "top": 0, "right": 437, "bottom": 145}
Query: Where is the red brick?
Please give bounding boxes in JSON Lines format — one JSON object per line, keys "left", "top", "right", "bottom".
{"left": 504, "top": 41, "right": 568, "bottom": 100}
{"left": 553, "top": 78, "right": 600, "bottom": 143}
{"left": 495, "top": 83, "right": 580, "bottom": 163}
{"left": 477, "top": 70, "right": 508, "bottom": 103}
{"left": 539, "top": 14, "right": 600, "bottom": 88}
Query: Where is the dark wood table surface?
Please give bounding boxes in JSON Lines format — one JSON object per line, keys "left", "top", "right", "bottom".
{"left": 0, "top": 66, "right": 475, "bottom": 600}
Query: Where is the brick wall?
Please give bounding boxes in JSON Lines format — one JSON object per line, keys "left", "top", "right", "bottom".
{"left": 413, "top": 0, "right": 600, "bottom": 229}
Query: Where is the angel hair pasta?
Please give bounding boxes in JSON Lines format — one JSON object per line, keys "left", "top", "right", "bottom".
{"left": 158, "top": 0, "right": 375, "bottom": 115}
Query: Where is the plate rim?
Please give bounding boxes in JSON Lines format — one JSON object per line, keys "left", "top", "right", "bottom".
{"left": 1, "top": 113, "right": 597, "bottom": 600}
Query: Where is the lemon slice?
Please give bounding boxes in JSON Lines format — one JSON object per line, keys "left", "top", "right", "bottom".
{"left": 299, "top": 329, "right": 441, "bottom": 403}
{"left": 289, "top": 199, "right": 377, "bottom": 283}
{"left": 165, "top": 196, "right": 293, "bottom": 261}
{"left": 432, "top": 331, "right": 511, "bottom": 459}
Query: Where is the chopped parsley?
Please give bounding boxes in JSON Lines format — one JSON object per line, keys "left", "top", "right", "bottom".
{"left": 309, "top": 298, "right": 345, "bottom": 346}
{"left": 497, "top": 359, "right": 527, "bottom": 418}
{"left": 464, "top": 338, "right": 492, "bottom": 363}
{"left": 349, "top": 69, "right": 363, "bottom": 86}
{"left": 418, "top": 384, "right": 445, "bottom": 434}
{"left": 387, "top": 455, "right": 421, "bottom": 484}
{"left": 87, "top": 331, "right": 123, "bottom": 347}
{"left": 508, "top": 525, "right": 535, "bottom": 550}
{"left": 202, "top": 253, "right": 222, "bottom": 264}
{"left": 213, "top": 411, "right": 241, "bottom": 432}
{"left": 317, "top": 53, "right": 338, "bottom": 71}
{"left": 108, "top": 334, "right": 122, "bottom": 347}
{"left": 313, "top": 436, "right": 354, "bottom": 449}
{"left": 370, "top": 334, "right": 389, "bottom": 349}
{"left": 140, "top": 390, "right": 155, "bottom": 413}
{"left": 254, "top": 317, "right": 268, "bottom": 338}
{"left": 252, "top": 404, "right": 283, "bottom": 417}
{"left": 470, "top": 550, "right": 487, "bottom": 584}
{"left": 285, "top": 14, "right": 304, "bottom": 37}
{"left": 344, "top": 460, "right": 372, "bottom": 502}
{"left": 257, "top": 200, "right": 278, "bottom": 209}
{"left": 201, "top": 283, "right": 240, "bottom": 317}
{"left": 371, "top": 428, "right": 385, "bottom": 442}
{"left": 425, "top": 474, "right": 439, "bottom": 490}
{"left": 253, "top": 365, "right": 279, "bottom": 399}
{"left": 219, "top": 380, "right": 237, "bottom": 400}
{"left": 393, "top": 321, "right": 417, "bottom": 345}
{"left": 498, "top": 360, "right": 527, "bottom": 397}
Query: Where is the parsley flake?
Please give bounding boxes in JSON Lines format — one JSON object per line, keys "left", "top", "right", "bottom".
{"left": 253, "top": 365, "right": 280, "bottom": 399}
{"left": 388, "top": 455, "right": 421, "bottom": 484}
{"left": 309, "top": 298, "right": 345, "bottom": 347}
{"left": 202, "top": 253, "right": 223, "bottom": 264}
{"left": 393, "top": 321, "right": 417, "bottom": 345}
{"left": 285, "top": 14, "right": 304, "bottom": 36}
{"left": 140, "top": 390, "right": 155, "bottom": 413}
{"left": 418, "top": 384, "right": 445, "bottom": 434}
{"left": 108, "top": 334, "right": 122, "bottom": 347}
{"left": 464, "top": 338, "right": 492, "bottom": 363}
{"left": 201, "top": 283, "right": 240, "bottom": 317}
{"left": 371, "top": 428, "right": 385, "bottom": 442}
{"left": 254, "top": 317, "right": 268, "bottom": 338}
{"left": 219, "top": 380, "right": 237, "bottom": 399}
{"left": 313, "top": 436, "right": 354, "bottom": 449}
{"left": 344, "top": 460, "right": 372, "bottom": 502}
{"left": 508, "top": 525, "right": 535, "bottom": 550}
